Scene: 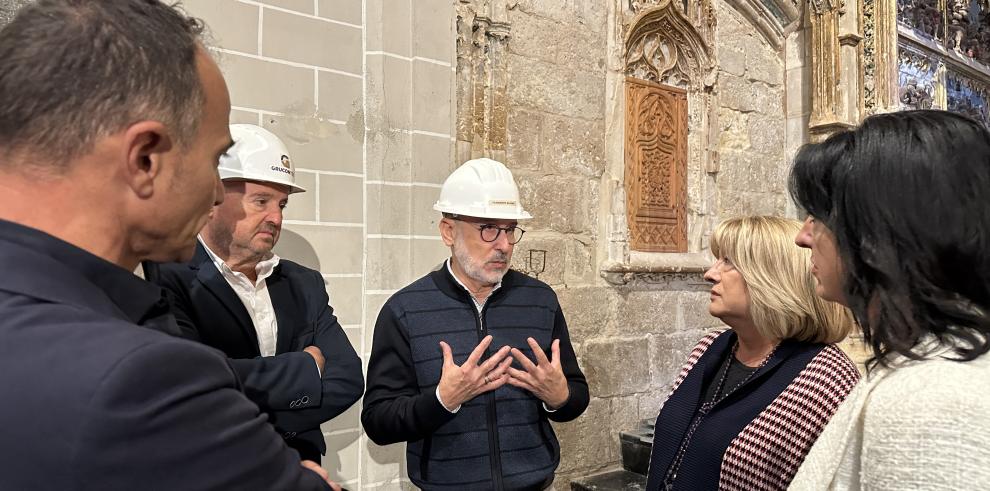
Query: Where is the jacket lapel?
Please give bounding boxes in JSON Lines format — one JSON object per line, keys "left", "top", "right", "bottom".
{"left": 191, "top": 244, "right": 259, "bottom": 350}
{"left": 647, "top": 330, "right": 734, "bottom": 485}
{"left": 266, "top": 265, "right": 304, "bottom": 354}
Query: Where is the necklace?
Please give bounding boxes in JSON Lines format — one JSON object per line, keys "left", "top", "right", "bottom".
{"left": 660, "top": 340, "right": 778, "bottom": 490}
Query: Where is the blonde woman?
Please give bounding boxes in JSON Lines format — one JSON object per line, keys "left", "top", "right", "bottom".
{"left": 644, "top": 216, "right": 860, "bottom": 491}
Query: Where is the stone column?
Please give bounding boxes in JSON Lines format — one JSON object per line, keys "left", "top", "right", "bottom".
{"left": 872, "top": 0, "right": 899, "bottom": 111}
{"left": 809, "top": 0, "right": 855, "bottom": 140}
{"left": 934, "top": 61, "right": 948, "bottom": 109}
{"left": 455, "top": 0, "right": 511, "bottom": 164}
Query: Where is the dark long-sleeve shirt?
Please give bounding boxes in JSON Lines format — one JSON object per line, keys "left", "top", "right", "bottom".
{"left": 362, "top": 266, "right": 588, "bottom": 490}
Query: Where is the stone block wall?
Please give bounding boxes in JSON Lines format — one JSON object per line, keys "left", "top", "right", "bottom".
{"left": 715, "top": 3, "right": 789, "bottom": 217}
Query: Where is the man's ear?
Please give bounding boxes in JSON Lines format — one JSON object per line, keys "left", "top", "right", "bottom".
{"left": 439, "top": 218, "right": 456, "bottom": 247}
{"left": 123, "top": 121, "right": 173, "bottom": 199}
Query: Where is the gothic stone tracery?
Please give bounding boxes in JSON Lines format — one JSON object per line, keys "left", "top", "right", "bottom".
{"left": 624, "top": 1, "right": 716, "bottom": 89}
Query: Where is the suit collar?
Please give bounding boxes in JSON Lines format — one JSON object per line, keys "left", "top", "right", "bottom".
{"left": 266, "top": 271, "right": 302, "bottom": 353}
{"left": 192, "top": 240, "right": 211, "bottom": 268}
{"left": 191, "top": 242, "right": 301, "bottom": 354}
{"left": 197, "top": 237, "right": 281, "bottom": 280}
{"left": 0, "top": 219, "right": 167, "bottom": 325}
{"left": 193, "top": 242, "right": 259, "bottom": 348}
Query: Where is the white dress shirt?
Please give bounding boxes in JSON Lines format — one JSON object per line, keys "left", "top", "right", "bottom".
{"left": 201, "top": 239, "right": 281, "bottom": 357}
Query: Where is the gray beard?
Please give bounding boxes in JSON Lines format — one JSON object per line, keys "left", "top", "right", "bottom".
{"left": 452, "top": 239, "right": 508, "bottom": 286}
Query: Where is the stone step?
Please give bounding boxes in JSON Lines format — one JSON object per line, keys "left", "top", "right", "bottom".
{"left": 569, "top": 469, "right": 647, "bottom": 491}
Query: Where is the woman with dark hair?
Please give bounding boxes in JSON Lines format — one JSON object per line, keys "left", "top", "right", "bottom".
{"left": 788, "top": 109, "right": 990, "bottom": 489}
{"left": 644, "top": 216, "right": 859, "bottom": 491}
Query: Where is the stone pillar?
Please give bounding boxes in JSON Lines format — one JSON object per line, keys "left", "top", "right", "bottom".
{"left": 455, "top": 0, "right": 511, "bottom": 164}
{"left": 934, "top": 61, "right": 948, "bottom": 109}
{"left": 872, "top": 0, "right": 899, "bottom": 112}
{"left": 809, "top": 0, "right": 855, "bottom": 140}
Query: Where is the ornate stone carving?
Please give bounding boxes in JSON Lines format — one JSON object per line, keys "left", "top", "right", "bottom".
{"left": 864, "top": 0, "right": 879, "bottom": 111}
{"left": 947, "top": 70, "right": 990, "bottom": 125}
{"left": 624, "top": 78, "right": 688, "bottom": 253}
{"left": 623, "top": 0, "right": 716, "bottom": 90}
{"left": 898, "top": 0, "right": 944, "bottom": 41}
{"left": 810, "top": 0, "right": 845, "bottom": 14}
{"left": 897, "top": 0, "right": 990, "bottom": 65}
{"left": 455, "top": 1, "right": 511, "bottom": 163}
{"left": 950, "top": 1, "right": 990, "bottom": 63}
{"left": 601, "top": 270, "right": 708, "bottom": 289}
{"left": 898, "top": 49, "right": 938, "bottom": 109}
{"left": 893, "top": 0, "right": 990, "bottom": 121}
{"left": 628, "top": 0, "right": 716, "bottom": 43}
{"left": 947, "top": 0, "right": 970, "bottom": 50}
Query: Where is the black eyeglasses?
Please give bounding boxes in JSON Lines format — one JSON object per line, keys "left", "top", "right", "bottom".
{"left": 450, "top": 217, "right": 526, "bottom": 244}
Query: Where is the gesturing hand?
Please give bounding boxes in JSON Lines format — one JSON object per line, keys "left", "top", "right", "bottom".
{"left": 437, "top": 335, "right": 513, "bottom": 409}
{"left": 508, "top": 338, "right": 569, "bottom": 410}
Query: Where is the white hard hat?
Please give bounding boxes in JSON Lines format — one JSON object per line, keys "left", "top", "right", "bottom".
{"left": 433, "top": 158, "right": 532, "bottom": 220}
{"left": 219, "top": 124, "right": 306, "bottom": 194}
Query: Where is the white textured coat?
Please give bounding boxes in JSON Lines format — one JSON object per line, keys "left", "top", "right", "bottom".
{"left": 789, "top": 342, "right": 990, "bottom": 490}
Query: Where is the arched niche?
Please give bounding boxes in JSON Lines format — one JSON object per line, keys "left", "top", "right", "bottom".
{"left": 607, "top": 0, "right": 718, "bottom": 272}
{"left": 602, "top": 0, "right": 792, "bottom": 284}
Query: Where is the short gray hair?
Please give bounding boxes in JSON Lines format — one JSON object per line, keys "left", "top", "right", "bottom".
{"left": 0, "top": 0, "right": 206, "bottom": 169}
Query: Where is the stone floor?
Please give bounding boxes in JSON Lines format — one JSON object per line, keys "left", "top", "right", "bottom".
{"left": 571, "top": 469, "right": 647, "bottom": 491}
{"left": 571, "top": 419, "right": 653, "bottom": 490}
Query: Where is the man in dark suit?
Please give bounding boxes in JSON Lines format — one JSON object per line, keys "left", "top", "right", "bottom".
{"left": 0, "top": 1, "right": 337, "bottom": 489}
{"left": 148, "top": 124, "right": 364, "bottom": 463}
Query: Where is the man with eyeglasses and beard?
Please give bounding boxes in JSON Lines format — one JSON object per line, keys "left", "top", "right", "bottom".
{"left": 361, "top": 158, "right": 589, "bottom": 491}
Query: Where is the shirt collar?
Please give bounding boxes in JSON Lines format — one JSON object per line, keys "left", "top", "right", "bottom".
{"left": 0, "top": 219, "right": 168, "bottom": 325}
{"left": 199, "top": 236, "right": 280, "bottom": 284}
{"left": 445, "top": 257, "right": 501, "bottom": 308}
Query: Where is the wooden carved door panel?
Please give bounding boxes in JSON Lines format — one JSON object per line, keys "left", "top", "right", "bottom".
{"left": 625, "top": 77, "right": 688, "bottom": 253}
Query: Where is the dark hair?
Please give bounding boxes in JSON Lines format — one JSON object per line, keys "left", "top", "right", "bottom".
{"left": 0, "top": 0, "right": 205, "bottom": 169}
{"left": 789, "top": 110, "right": 990, "bottom": 368}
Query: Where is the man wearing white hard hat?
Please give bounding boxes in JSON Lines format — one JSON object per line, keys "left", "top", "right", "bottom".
{"left": 362, "top": 158, "right": 589, "bottom": 490}
{"left": 148, "top": 124, "right": 364, "bottom": 466}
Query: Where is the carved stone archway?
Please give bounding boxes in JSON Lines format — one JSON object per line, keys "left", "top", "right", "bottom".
{"left": 722, "top": 0, "right": 800, "bottom": 50}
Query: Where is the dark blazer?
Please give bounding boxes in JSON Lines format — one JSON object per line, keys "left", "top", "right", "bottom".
{"left": 0, "top": 220, "right": 329, "bottom": 490}
{"left": 147, "top": 243, "right": 364, "bottom": 460}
